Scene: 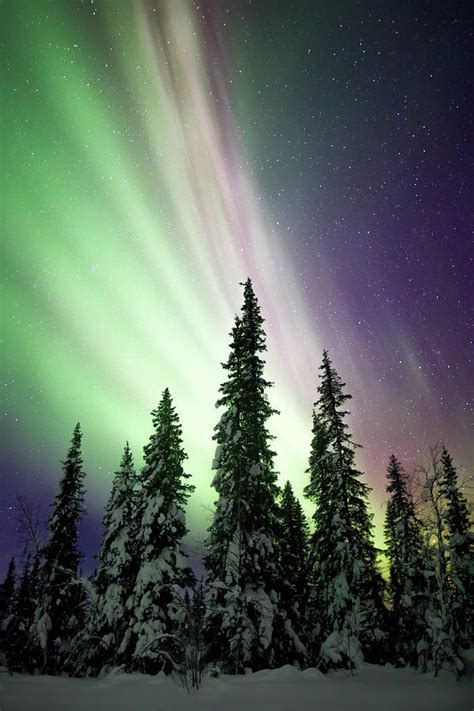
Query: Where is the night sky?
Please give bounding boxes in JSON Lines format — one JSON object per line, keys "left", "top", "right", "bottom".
{"left": 1, "top": 0, "right": 473, "bottom": 575}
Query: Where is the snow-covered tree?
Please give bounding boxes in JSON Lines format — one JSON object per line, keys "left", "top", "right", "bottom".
{"left": 71, "top": 443, "right": 139, "bottom": 675}
{"left": 4, "top": 553, "right": 41, "bottom": 672}
{"left": 304, "top": 351, "right": 387, "bottom": 670}
{"left": 123, "top": 389, "right": 195, "bottom": 674}
{"left": 34, "top": 423, "right": 86, "bottom": 673}
{"left": 0, "top": 558, "right": 16, "bottom": 623}
{"left": 279, "top": 480, "right": 310, "bottom": 663}
{"left": 384, "top": 455, "right": 426, "bottom": 666}
{"left": 417, "top": 537, "right": 462, "bottom": 677}
{"left": 204, "top": 279, "right": 303, "bottom": 673}
{"left": 0, "top": 557, "right": 16, "bottom": 668}
{"left": 417, "top": 447, "right": 463, "bottom": 677}
{"left": 439, "top": 447, "right": 473, "bottom": 647}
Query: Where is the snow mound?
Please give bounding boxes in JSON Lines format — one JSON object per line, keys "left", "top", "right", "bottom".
{"left": 301, "top": 667, "right": 326, "bottom": 681}
{"left": 251, "top": 664, "right": 301, "bottom": 681}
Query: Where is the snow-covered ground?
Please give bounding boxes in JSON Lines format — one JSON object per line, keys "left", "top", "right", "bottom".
{"left": 1, "top": 663, "right": 472, "bottom": 711}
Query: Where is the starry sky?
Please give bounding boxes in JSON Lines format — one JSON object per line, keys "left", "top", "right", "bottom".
{"left": 1, "top": 0, "right": 472, "bottom": 575}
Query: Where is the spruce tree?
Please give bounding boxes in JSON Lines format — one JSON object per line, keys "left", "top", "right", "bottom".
{"left": 304, "top": 351, "right": 386, "bottom": 669}
{"left": 0, "top": 557, "right": 16, "bottom": 622}
{"left": 191, "top": 579, "right": 206, "bottom": 644}
{"left": 124, "top": 389, "right": 194, "bottom": 674}
{"left": 16, "top": 554, "right": 33, "bottom": 620}
{"left": 303, "top": 408, "right": 332, "bottom": 657}
{"left": 72, "top": 443, "right": 138, "bottom": 675}
{"left": 279, "top": 481, "right": 310, "bottom": 663}
{"left": 384, "top": 455, "right": 426, "bottom": 666}
{"left": 439, "top": 448, "right": 473, "bottom": 646}
{"left": 34, "top": 423, "right": 86, "bottom": 673}
{"left": 204, "top": 279, "right": 302, "bottom": 673}
{"left": 0, "top": 557, "right": 16, "bottom": 668}
{"left": 6, "top": 554, "right": 41, "bottom": 671}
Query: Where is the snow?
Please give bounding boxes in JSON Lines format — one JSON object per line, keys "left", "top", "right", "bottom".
{"left": 36, "top": 612, "right": 52, "bottom": 650}
{"left": 0, "top": 663, "right": 471, "bottom": 711}
{"left": 212, "top": 444, "right": 224, "bottom": 470}
{"left": 244, "top": 587, "right": 274, "bottom": 649}
{"left": 320, "top": 631, "right": 362, "bottom": 667}
{"left": 134, "top": 562, "right": 162, "bottom": 590}
{"left": 284, "top": 618, "right": 307, "bottom": 656}
{"left": 249, "top": 463, "right": 262, "bottom": 478}
{"left": 1, "top": 613, "right": 14, "bottom": 631}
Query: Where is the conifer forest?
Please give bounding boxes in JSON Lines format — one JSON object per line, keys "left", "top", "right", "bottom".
{"left": 1, "top": 280, "right": 472, "bottom": 690}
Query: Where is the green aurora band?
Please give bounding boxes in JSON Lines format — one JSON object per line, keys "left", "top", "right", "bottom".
{"left": 6, "top": 0, "right": 470, "bottom": 549}
{"left": 3, "top": 0, "right": 328, "bottom": 539}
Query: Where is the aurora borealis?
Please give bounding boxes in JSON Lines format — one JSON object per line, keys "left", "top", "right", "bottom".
{"left": 1, "top": 0, "right": 472, "bottom": 571}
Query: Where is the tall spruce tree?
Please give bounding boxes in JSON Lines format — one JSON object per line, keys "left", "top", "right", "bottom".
{"left": 384, "top": 455, "right": 426, "bottom": 666}
{"left": 279, "top": 481, "right": 310, "bottom": 663}
{"left": 34, "top": 423, "right": 86, "bottom": 673}
{"left": 72, "top": 443, "right": 138, "bottom": 675}
{"left": 124, "top": 389, "right": 194, "bottom": 674}
{"left": 304, "top": 351, "right": 386, "bottom": 669}
{"left": 204, "top": 279, "right": 302, "bottom": 673}
{"left": 439, "top": 448, "right": 473, "bottom": 646}
{"left": 304, "top": 409, "right": 333, "bottom": 657}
